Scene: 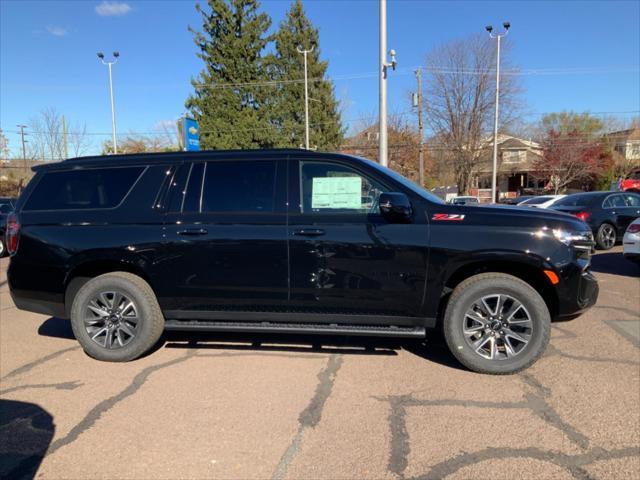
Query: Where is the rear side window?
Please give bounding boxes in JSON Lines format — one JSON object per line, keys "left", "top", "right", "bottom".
{"left": 201, "top": 161, "right": 277, "bottom": 213}
{"left": 25, "top": 167, "right": 144, "bottom": 211}
{"left": 623, "top": 193, "right": 640, "bottom": 207}
{"left": 554, "top": 194, "right": 598, "bottom": 207}
{"left": 603, "top": 195, "right": 625, "bottom": 208}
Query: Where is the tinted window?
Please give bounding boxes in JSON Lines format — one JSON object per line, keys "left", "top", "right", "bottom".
{"left": 358, "top": 156, "right": 445, "bottom": 204}
{"left": 603, "top": 195, "right": 625, "bottom": 208}
{"left": 183, "top": 163, "right": 204, "bottom": 212}
{"left": 166, "top": 164, "right": 191, "bottom": 212}
{"left": 553, "top": 194, "right": 600, "bottom": 207}
{"left": 300, "top": 161, "right": 386, "bottom": 214}
{"left": 623, "top": 193, "right": 640, "bottom": 207}
{"left": 25, "top": 167, "right": 144, "bottom": 211}
{"left": 201, "top": 161, "right": 276, "bottom": 213}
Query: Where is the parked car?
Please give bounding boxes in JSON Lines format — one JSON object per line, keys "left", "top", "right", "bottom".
{"left": 0, "top": 197, "right": 17, "bottom": 257}
{"left": 502, "top": 195, "right": 534, "bottom": 205}
{"left": 449, "top": 196, "right": 479, "bottom": 206}
{"left": 551, "top": 191, "right": 640, "bottom": 250}
{"left": 623, "top": 218, "right": 640, "bottom": 264}
{"left": 7, "top": 150, "right": 598, "bottom": 374}
{"left": 618, "top": 169, "right": 640, "bottom": 193}
{"left": 518, "top": 195, "right": 566, "bottom": 209}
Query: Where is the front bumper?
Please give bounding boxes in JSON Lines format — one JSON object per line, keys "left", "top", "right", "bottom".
{"left": 556, "top": 269, "right": 599, "bottom": 320}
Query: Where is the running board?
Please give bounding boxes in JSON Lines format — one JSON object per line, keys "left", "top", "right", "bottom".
{"left": 164, "top": 320, "right": 426, "bottom": 338}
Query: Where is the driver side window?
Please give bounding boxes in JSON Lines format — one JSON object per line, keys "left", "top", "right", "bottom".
{"left": 300, "top": 162, "right": 386, "bottom": 214}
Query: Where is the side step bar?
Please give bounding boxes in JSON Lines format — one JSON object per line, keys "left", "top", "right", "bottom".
{"left": 164, "top": 320, "right": 426, "bottom": 338}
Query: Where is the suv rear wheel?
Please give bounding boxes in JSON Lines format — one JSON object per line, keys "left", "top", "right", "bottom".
{"left": 443, "top": 272, "right": 550, "bottom": 374}
{"left": 70, "top": 272, "right": 165, "bottom": 362}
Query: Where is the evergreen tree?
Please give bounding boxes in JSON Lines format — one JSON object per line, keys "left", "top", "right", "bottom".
{"left": 269, "top": 0, "right": 343, "bottom": 149}
{"left": 186, "top": 0, "right": 275, "bottom": 149}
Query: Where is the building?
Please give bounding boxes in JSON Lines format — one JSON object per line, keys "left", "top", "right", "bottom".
{"left": 606, "top": 127, "right": 640, "bottom": 161}
{"left": 473, "top": 134, "right": 546, "bottom": 200}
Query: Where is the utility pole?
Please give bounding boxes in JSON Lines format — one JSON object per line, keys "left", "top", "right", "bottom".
{"left": 17, "top": 124, "right": 27, "bottom": 169}
{"left": 297, "top": 45, "right": 314, "bottom": 150}
{"left": 415, "top": 68, "right": 424, "bottom": 187}
{"left": 486, "top": 22, "right": 510, "bottom": 203}
{"left": 97, "top": 51, "right": 120, "bottom": 154}
{"left": 62, "top": 114, "right": 68, "bottom": 159}
{"left": 379, "top": 0, "right": 396, "bottom": 167}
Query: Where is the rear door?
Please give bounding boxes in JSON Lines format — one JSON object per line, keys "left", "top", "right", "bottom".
{"left": 286, "top": 157, "right": 429, "bottom": 321}
{"left": 158, "top": 157, "right": 289, "bottom": 316}
{"left": 621, "top": 193, "right": 640, "bottom": 231}
{"left": 603, "top": 194, "right": 630, "bottom": 235}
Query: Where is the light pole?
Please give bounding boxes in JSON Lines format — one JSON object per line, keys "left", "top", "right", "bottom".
{"left": 379, "top": 0, "right": 396, "bottom": 167}
{"left": 297, "top": 45, "right": 314, "bottom": 150}
{"left": 486, "top": 22, "right": 510, "bottom": 203}
{"left": 97, "top": 51, "right": 120, "bottom": 154}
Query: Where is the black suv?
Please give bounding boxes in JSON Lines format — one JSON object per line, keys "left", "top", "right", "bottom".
{"left": 7, "top": 150, "right": 598, "bottom": 374}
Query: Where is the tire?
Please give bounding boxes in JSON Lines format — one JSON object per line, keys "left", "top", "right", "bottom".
{"left": 70, "top": 272, "right": 165, "bottom": 362}
{"left": 443, "top": 273, "right": 551, "bottom": 375}
{"left": 596, "top": 223, "right": 616, "bottom": 250}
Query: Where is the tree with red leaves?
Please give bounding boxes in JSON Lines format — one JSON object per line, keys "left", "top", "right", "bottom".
{"left": 533, "top": 130, "right": 612, "bottom": 194}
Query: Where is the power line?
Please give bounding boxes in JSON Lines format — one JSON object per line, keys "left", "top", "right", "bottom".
{"left": 6, "top": 109, "right": 638, "bottom": 138}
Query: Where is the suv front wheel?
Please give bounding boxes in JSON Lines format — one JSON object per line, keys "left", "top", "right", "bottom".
{"left": 70, "top": 272, "right": 165, "bottom": 362}
{"left": 443, "top": 272, "right": 551, "bottom": 374}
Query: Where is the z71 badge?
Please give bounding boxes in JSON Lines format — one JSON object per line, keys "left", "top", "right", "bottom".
{"left": 432, "top": 213, "right": 466, "bottom": 221}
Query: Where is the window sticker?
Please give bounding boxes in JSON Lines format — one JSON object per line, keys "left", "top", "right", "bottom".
{"left": 311, "top": 176, "right": 362, "bottom": 209}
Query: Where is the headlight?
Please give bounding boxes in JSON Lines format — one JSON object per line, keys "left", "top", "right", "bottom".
{"left": 552, "top": 229, "right": 594, "bottom": 250}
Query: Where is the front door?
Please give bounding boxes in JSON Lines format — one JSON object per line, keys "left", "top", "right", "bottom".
{"left": 157, "top": 158, "right": 288, "bottom": 316}
{"left": 287, "top": 159, "right": 429, "bottom": 321}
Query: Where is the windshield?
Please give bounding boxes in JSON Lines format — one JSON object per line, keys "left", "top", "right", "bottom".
{"left": 357, "top": 156, "right": 445, "bottom": 204}
{"left": 521, "top": 196, "right": 553, "bottom": 205}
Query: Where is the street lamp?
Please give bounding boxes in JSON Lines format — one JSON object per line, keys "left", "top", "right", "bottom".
{"left": 379, "top": 0, "right": 397, "bottom": 167}
{"left": 97, "top": 51, "right": 120, "bottom": 154}
{"left": 296, "top": 45, "right": 314, "bottom": 150}
{"left": 486, "top": 22, "right": 510, "bottom": 203}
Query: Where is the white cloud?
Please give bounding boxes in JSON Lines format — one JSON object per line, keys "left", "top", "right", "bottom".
{"left": 95, "top": 1, "right": 132, "bottom": 16}
{"left": 46, "top": 25, "right": 68, "bottom": 37}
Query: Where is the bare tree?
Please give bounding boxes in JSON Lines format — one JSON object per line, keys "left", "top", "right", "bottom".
{"left": 68, "top": 122, "right": 91, "bottom": 158}
{"left": 0, "top": 128, "right": 10, "bottom": 159}
{"left": 28, "top": 107, "right": 65, "bottom": 161}
{"left": 424, "top": 34, "right": 523, "bottom": 194}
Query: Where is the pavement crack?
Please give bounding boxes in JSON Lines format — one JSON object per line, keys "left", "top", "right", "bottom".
{"left": 546, "top": 344, "right": 640, "bottom": 366}
{"left": 1, "top": 346, "right": 81, "bottom": 381}
{"left": 272, "top": 354, "right": 343, "bottom": 480}
{"left": 388, "top": 395, "right": 411, "bottom": 478}
{"left": 0, "top": 380, "right": 82, "bottom": 395}
{"left": 411, "top": 446, "right": 640, "bottom": 480}
{"left": 43, "top": 350, "right": 197, "bottom": 458}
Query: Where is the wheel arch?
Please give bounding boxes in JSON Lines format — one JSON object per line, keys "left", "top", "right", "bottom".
{"left": 437, "top": 258, "right": 559, "bottom": 325}
{"left": 64, "top": 259, "right": 155, "bottom": 318}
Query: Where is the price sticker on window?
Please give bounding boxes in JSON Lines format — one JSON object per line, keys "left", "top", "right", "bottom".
{"left": 311, "top": 176, "right": 362, "bottom": 209}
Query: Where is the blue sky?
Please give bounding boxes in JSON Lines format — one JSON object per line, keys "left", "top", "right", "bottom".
{"left": 1, "top": 0, "right": 639, "bottom": 156}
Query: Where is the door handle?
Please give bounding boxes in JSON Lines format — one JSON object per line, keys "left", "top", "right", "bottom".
{"left": 293, "top": 228, "right": 325, "bottom": 237}
{"left": 177, "top": 228, "right": 208, "bottom": 236}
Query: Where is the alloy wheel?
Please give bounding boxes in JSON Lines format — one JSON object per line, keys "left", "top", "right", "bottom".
{"left": 600, "top": 224, "right": 616, "bottom": 249}
{"left": 462, "top": 294, "right": 533, "bottom": 360}
{"left": 84, "top": 291, "right": 139, "bottom": 349}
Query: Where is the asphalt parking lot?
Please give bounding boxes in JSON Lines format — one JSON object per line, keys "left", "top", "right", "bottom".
{"left": 1, "top": 247, "right": 639, "bottom": 480}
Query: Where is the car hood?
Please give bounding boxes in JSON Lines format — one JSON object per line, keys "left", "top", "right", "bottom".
{"left": 428, "top": 203, "right": 589, "bottom": 231}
